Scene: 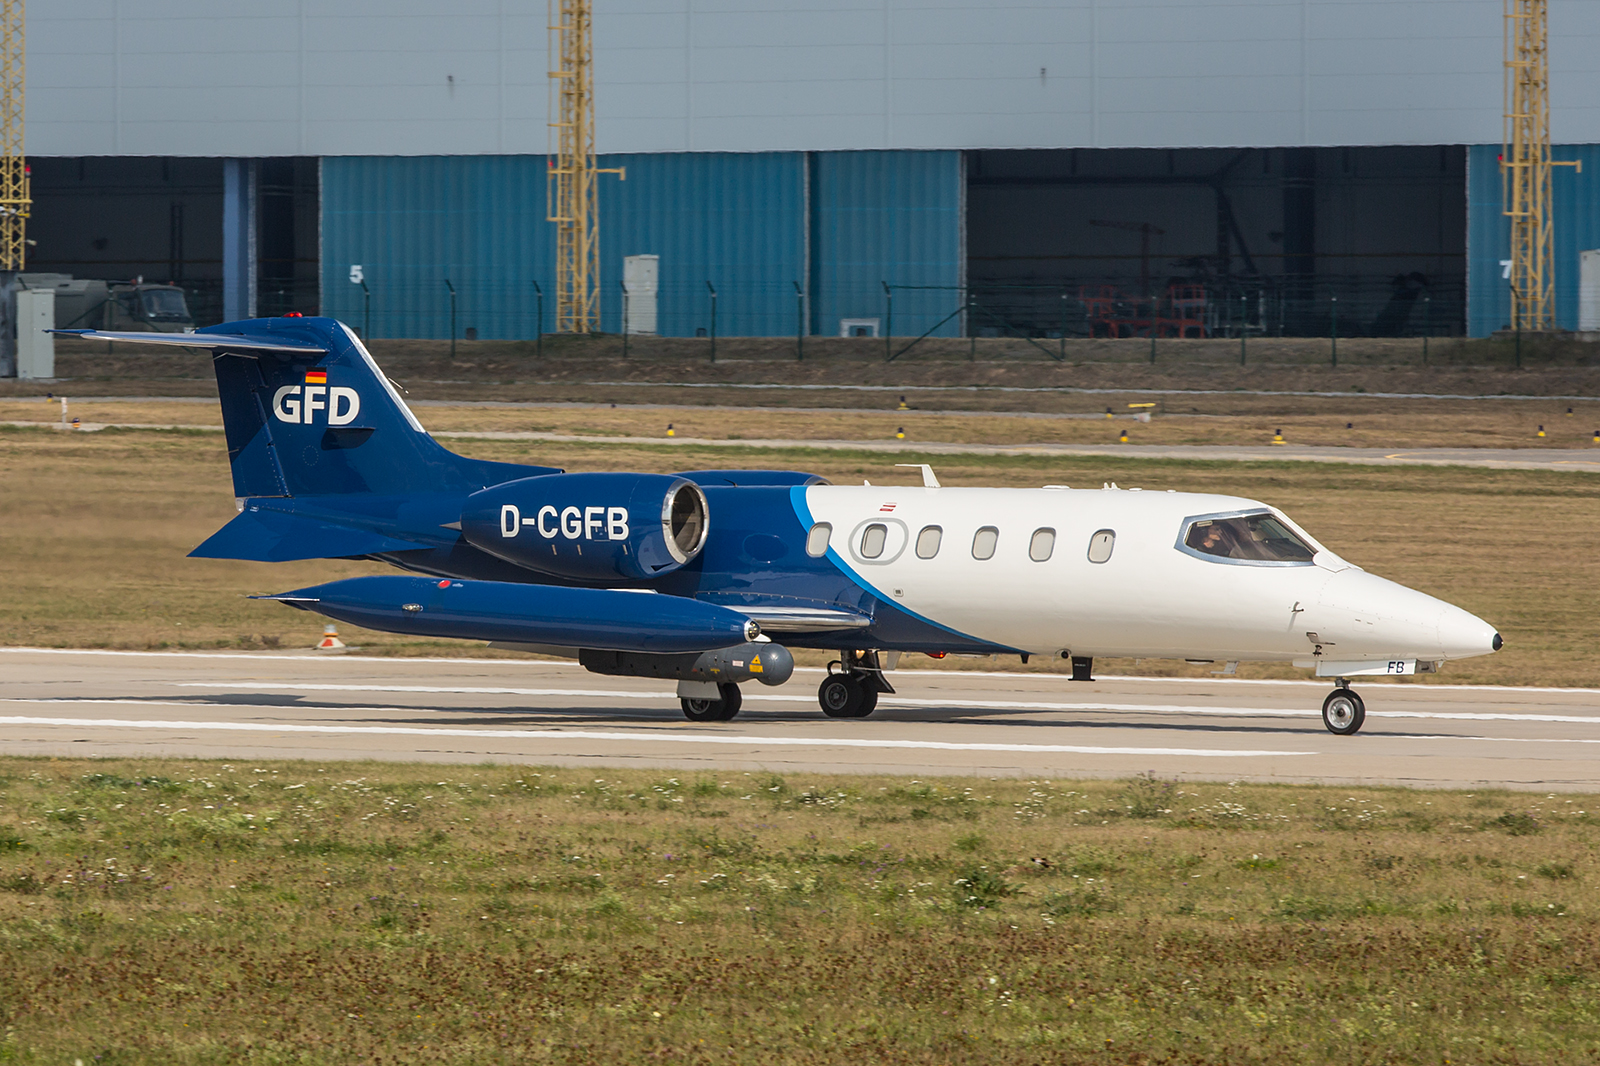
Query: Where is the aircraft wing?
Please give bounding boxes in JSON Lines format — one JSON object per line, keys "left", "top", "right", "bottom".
{"left": 49, "top": 329, "right": 327, "bottom": 355}
{"left": 716, "top": 602, "right": 873, "bottom": 633}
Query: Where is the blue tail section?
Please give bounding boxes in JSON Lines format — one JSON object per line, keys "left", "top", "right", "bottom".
{"left": 197, "top": 316, "right": 556, "bottom": 499}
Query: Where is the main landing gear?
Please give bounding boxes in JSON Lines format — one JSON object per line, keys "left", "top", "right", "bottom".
{"left": 1321, "top": 680, "right": 1366, "bottom": 736}
{"left": 681, "top": 683, "right": 742, "bottom": 722}
{"left": 817, "top": 650, "right": 895, "bottom": 718}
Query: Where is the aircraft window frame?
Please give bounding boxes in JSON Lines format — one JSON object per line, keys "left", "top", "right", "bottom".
{"left": 1087, "top": 529, "right": 1116, "bottom": 564}
{"left": 1175, "top": 509, "right": 1317, "bottom": 567}
{"left": 805, "top": 522, "right": 832, "bottom": 558}
{"left": 916, "top": 525, "right": 943, "bottom": 559}
{"left": 1028, "top": 527, "right": 1056, "bottom": 562}
{"left": 971, "top": 526, "right": 999, "bottom": 561}
{"left": 859, "top": 523, "right": 888, "bottom": 559}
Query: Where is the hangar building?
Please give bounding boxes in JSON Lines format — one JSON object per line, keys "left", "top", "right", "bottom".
{"left": 27, "top": 1, "right": 1600, "bottom": 339}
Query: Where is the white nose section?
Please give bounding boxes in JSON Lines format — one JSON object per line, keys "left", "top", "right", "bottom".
{"left": 1317, "top": 570, "right": 1500, "bottom": 661}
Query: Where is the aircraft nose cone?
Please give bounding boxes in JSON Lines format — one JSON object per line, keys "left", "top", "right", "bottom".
{"left": 1436, "top": 603, "right": 1501, "bottom": 660}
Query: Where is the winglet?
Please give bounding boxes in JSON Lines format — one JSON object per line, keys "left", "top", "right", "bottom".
{"left": 895, "top": 463, "right": 941, "bottom": 488}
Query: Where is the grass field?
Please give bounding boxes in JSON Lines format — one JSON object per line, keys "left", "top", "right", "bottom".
{"left": 0, "top": 424, "right": 1595, "bottom": 686}
{"left": 5, "top": 395, "right": 1600, "bottom": 450}
{"left": 0, "top": 758, "right": 1595, "bottom": 1064}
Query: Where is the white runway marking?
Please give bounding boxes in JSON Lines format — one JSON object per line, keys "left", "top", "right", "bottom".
{"left": 0, "top": 714, "right": 1310, "bottom": 758}
{"left": 169, "top": 683, "right": 1600, "bottom": 724}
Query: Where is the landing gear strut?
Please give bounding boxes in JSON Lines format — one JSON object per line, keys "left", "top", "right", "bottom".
{"left": 818, "top": 650, "right": 894, "bottom": 718}
{"left": 681, "top": 683, "right": 742, "bottom": 722}
{"left": 1321, "top": 681, "right": 1365, "bottom": 736}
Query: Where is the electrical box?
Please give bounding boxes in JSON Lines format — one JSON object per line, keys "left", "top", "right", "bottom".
{"left": 840, "top": 318, "right": 880, "bottom": 338}
{"left": 16, "top": 288, "right": 55, "bottom": 380}
{"left": 1581, "top": 250, "right": 1600, "bottom": 332}
{"left": 623, "top": 255, "right": 659, "bottom": 335}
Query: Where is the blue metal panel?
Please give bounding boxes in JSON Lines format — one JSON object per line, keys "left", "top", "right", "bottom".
{"left": 320, "top": 150, "right": 960, "bottom": 339}
{"left": 598, "top": 152, "right": 805, "bottom": 338}
{"left": 811, "top": 151, "right": 964, "bottom": 340}
{"left": 1467, "top": 142, "right": 1600, "bottom": 336}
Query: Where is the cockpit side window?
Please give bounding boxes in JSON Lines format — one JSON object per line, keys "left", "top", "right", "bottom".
{"left": 1182, "top": 512, "right": 1315, "bottom": 565}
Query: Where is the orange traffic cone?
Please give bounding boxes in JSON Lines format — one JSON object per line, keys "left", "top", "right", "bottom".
{"left": 317, "top": 624, "right": 346, "bottom": 651}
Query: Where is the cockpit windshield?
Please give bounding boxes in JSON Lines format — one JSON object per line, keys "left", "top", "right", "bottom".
{"left": 140, "top": 288, "right": 191, "bottom": 321}
{"left": 1182, "top": 512, "right": 1316, "bottom": 564}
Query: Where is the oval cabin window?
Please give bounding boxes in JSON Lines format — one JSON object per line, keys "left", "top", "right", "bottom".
{"left": 1029, "top": 528, "right": 1056, "bottom": 562}
{"left": 916, "top": 525, "right": 943, "bottom": 559}
{"left": 805, "top": 522, "right": 832, "bottom": 558}
{"left": 971, "top": 526, "right": 999, "bottom": 560}
{"left": 1087, "top": 529, "right": 1116, "bottom": 563}
{"left": 859, "top": 523, "right": 888, "bottom": 559}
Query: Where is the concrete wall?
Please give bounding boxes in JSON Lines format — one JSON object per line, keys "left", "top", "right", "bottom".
{"left": 30, "top": 1, "right": 1600, "bottom": 156}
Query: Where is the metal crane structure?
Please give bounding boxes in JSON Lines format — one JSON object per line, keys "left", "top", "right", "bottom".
{"left": 1501, "top": 0, "right": 1578, "bottom": 331}
{"left": 0, "top": 0, "right": 28, "bottom": 272}
{"left": 547, "top": 0, "right": 623, "bottom": 334}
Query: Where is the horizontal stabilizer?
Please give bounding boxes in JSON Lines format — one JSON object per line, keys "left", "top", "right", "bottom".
{"left": 50, "top": 329, "right": 327, "bottom": 354}
{"left": 190, "top": 507, "right": 433, "bottom": 562}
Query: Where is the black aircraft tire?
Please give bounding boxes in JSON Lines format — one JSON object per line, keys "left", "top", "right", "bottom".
{"left": 856, "top": 688, "right": 879, "bottom": 717}
{"left": 1322, "top": 689, "right": 1366, "bottom": 736}
{"left": 716, "top": 683, "right": 743, "bottom": 720}
{"left": 818, "top": 675, "right": 867, "bottom": 718}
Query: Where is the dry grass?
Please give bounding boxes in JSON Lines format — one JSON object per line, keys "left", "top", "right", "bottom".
{"left": 6, "top": 396, "right": 1600, "bottom": 450}
{"left": 0, "top": 425, "right": 1594, "bottom": 687}
{"left": 0, "top": 758, "right": 1596, "bottom": 1064}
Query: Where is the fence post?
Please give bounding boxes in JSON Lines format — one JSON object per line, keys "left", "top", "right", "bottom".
{"left": 793, "top": 281, "right": 804, "bottom": 362}
{"left": 706, "top": 280, "right": 717, "bottom": 363}
{"left": 532, "top": 280, "right": 543, "bottom": 358}
{"left": 882, "top": 281, "right": 892, "bottom": 362}
{"left": 1239, "top": 292, "right": 1246, "bottom": 367}
{"left": 444, "top": 278, "right": 457, "bottom": 358}
{"left": 1149, "top": 286, "right": 1157, "bottom": 364}
{"left": 1422, "top": 293, "right": 1430, "bottom": 366}
{"left": 360, "top": 279, "right": 371, "bottom": 341}
{"left": 969, "top": 290, "right": 977, "bottom": 361}
{"left": 621, "top": 280, "right": 629, "bottom": 360}
{"left": 1061, "top": 291, "right": 1069, "bottom": 362}
{"left": 1330, "top": 294, "right": 1338, "bottom": 368}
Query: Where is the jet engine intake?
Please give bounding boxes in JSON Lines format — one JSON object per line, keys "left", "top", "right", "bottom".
{"left": 461, "top": 472, "right": 709, "bottom": 581}
{"left": 579, "top": 641, "right": 795, "bottom": 687}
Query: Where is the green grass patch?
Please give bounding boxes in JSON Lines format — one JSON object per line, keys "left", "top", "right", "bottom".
{"left": 0, "top": 758, "right": 1597, "bottom": 1063}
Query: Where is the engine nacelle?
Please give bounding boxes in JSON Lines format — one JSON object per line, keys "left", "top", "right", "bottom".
{"left": 461, "top": 472, "right": 709, "bottom": 581}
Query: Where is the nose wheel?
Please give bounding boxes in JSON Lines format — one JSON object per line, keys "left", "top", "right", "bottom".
{"left": 1321, "top": 686, "right": 1365, "bottom": 735}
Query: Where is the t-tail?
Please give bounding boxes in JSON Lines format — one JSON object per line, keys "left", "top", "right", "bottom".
{"left": 53, "top": 317, "right": 559, "bottom": 562}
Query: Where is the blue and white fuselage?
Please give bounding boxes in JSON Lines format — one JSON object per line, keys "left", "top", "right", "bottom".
{"left": 53, "top": 317, "right": 1499, "bottom": 735}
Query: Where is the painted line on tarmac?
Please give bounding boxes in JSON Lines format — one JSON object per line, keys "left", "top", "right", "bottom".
{"left": 0, "top": 714, "right": 1309, "bottom": 758}
{"left": 167, "top": 683, "right": 1600, "bottom": 723}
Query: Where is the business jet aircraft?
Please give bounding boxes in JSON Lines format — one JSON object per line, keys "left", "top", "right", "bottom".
{"left": 56, "top": 317, "right": 1500, "bottom": 735}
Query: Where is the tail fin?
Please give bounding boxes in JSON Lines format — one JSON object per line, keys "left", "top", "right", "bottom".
{"left": 57, "top": 317, "right": 555, "bottom": 498}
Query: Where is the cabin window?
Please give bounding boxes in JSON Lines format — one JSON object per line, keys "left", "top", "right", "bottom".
{"left": 1029, "top": 528, "right": 1056, "bottom": 562}
{"left": 916, "top": 525, "right": 942, "bottom": 559}
{"left": 805, "top": 522, "right": 832, "bottom": 557}
{"left": 1087, "top": 529, "right": 1115, "bottom": 563}
{"left": 859, "top": 523, "right": 888, "bottom": 559}
{"left": 971, "top": 526, "right": 999, "bottom": 560}
{"left": 1182, "top": 512, "right": 1315, "bottom": 565}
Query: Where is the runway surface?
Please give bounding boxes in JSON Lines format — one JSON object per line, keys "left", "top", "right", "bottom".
{"left": 3, "top": 648, "right": 1598, "bottom": 791}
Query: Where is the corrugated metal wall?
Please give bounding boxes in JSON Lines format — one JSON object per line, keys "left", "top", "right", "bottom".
{"left": 811, "top": 150, "right": 965, "bottom": 340}
{"left": 1467, "top": 143, "right": 1600, "bottom": 336}
{"left": 320, "top": 150, "right": 964, "bottom": 340}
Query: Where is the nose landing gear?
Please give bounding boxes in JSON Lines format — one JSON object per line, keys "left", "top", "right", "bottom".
{"left": 1321, "top": 681, "right": 1365, "bottom": 735}
{"left": 818, "top": 650, "right": 894, "bottom": 718}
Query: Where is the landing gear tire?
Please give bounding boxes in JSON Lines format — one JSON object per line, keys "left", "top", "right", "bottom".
{"left": 681, "top": 683, "right": 742, "bottom": 722}
{"left": 1321, "top": 688, "right": 1365, "bottom": 736}
{"left": 818, "top": 675, "right": 872, "bottom": 718}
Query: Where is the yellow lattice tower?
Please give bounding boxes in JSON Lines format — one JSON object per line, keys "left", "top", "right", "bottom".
{"left": 0, "top": 0, "right": 28, "bottom": 272}
{"left": 1502, "top": 0, "right": 1579, "bottom": 331}
{"left": 547, "top": 0, "right": 622, "bottom": 334}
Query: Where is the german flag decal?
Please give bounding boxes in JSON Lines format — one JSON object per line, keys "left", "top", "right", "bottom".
{"left": 305, "top": 369, "right": 328, "bottom": 385}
